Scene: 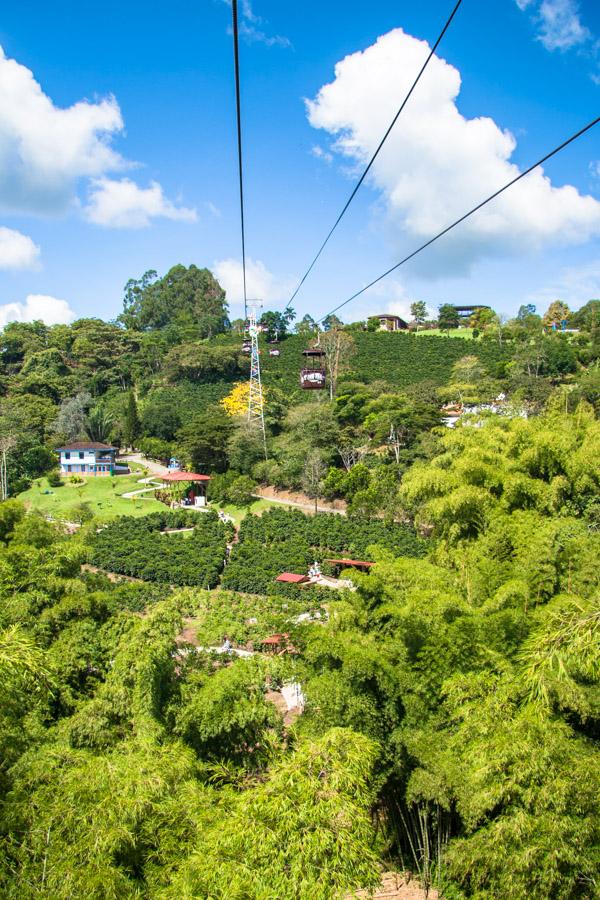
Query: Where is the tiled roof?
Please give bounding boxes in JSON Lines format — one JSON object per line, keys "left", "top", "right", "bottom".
{"left": 161, "top": 472, "right": 211, "bottom": 482}
{"left": 275, "top": 572, "right": 309, "bottom": 584}
{"left": 57, "top": 442, "right": 116, "bottom": 450}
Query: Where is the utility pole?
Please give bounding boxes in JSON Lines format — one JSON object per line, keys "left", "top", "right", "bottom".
{"left": 246, "top": 303, "right": 267, "bottom": 459}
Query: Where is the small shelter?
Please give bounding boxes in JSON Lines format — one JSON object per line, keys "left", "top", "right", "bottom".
{"left": 260, "top": 633, "right": 296, "bottom": 655}
{"left": 275, "top": 572, "right": 309, "bottom": 585}
{"left": 159, "top": 471, "right": 210, "bottom": 508}
{"left": 325, "top": 558, "right": 374, "bottom": 572}
{"left": 453, "top": 304, "right": 491, "bottom": 321}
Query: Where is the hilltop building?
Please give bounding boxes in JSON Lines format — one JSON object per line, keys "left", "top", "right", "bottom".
{"left": 453, "top": 304, "right": 491, "bottom": 321}
{"left": 373, "top": 314, "right": 409, "bottom": 332}
{"left": 57, "top": 442, "right": 116, "bottom": 476}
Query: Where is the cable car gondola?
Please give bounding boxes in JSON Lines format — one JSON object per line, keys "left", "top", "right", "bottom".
{"left": 269, "top": 347, "right": 280, "bottom": 357}
{"left": 300, "top": 347, "right": 326, "bottom": 390}
{"left": 242, "top": 340, "right": 251, "bottom": 354}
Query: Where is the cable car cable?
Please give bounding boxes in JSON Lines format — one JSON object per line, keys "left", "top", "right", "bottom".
{"left": 232, "top": 0, "right": 248, "bottom": 322}
{"left": 284, "top": 0, "right": 463, "bottom": 311}
{"left": 317, "top": 112, "right": 600, "bottom": 324}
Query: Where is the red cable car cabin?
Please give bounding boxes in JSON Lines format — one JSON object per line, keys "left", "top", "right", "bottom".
{"left": 300, "top": 348, "right": 326, "bottom": 390}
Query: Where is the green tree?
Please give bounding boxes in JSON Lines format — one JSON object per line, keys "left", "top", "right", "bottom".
{"left": 122, "top": 391, "right": 141, "bottom": 449}
{"left": 437, "top": 303, "right": 460, "bottom": 331}
{"left": 259, "top": 307, "right": 295, "bottom": 342}
{"left": 177, "top": 405, "right": 233, "bottom": 473}
{"left": 542, "top": 300, "right": 570, "bottom": 327}
{"left": 119, "top": 265, "right": 229, "bottom": 336}
{"left": 85, "top": 406, "right": 114, "bottom": 443}
{"left": 410, "top": 300, "right": 428, "bottom": 327}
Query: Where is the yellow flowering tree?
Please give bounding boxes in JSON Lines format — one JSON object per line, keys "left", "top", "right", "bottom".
{"left": 220, "top": 382, "right": 267, "bottom": 417}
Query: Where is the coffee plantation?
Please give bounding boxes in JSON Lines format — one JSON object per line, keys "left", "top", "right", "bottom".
{"left": 90, "top": 510, "right": 233, "bottom": 587}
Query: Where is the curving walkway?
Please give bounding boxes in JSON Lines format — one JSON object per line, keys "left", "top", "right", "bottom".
{"left": 121, "top": 475, "right": 163, "bottom": 500}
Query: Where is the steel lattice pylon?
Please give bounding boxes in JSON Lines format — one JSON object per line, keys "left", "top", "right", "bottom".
{"left": 247, "top": 304, "right": 267, "bottom": 458}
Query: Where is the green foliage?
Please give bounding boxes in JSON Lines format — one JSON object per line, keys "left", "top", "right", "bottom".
{"left": 173, "top": 656, "right": 283, "bottom": 766}
{"left": 122, "top": 390, "right": 141, "bottom": 448}
{"left": 120, "top": 264, "right": 229, "bottom": 336}
{"left": 222, "top": 507, "right": 425, "bottom": 595}
{"left": 91, "top": 511, "right": 232, "bottom": 586}
{"left": 168, "top": 729, "right": 381, "bottom": 900}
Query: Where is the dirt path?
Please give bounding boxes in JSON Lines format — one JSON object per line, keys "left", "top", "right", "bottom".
{"left": 253, "top": 485, "right": 347, "bottom": 516}
{"left": 348, "top": 873, "right": 438, "bottom": 900}
{"left": 119, "top": 453, "right": 170, "bottom": 476}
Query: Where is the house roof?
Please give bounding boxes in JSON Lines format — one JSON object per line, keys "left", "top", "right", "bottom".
{"left": 374, "top": 314, "right": 407, "bottom": 322}
{"left": 275, "top": 572, "right": 309, "bottom": 584}
{"left": 260, "top": 633, "right": 289, "bottom": 645}
{"left": 325, "top": 558, "right": 374, "bottom": 568}
{"left": 161, "top": 471, "right": 211, "bottom": 482}
{"left": 57, "top": 442, "right": 116, "bottom": 451}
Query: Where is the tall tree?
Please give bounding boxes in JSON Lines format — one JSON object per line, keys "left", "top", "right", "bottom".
{"left": 259, "top": 307, "right": 295, "bottom": 342}
{"left": 438, "top": 303, "right": 460, "bottom": 332}
{"left": 302, "top": 449, "right": 326, "bottom": 513}
{"left": 542, "top": 300, "right": 570, "bottom": 328}
{"left": 410, "top": 301, "right": 428, "bottom": 327}
{"left": 320, "top": 328, "right": 355, "bottom": 400}
{"left": 51, "top": 392, "right": 92, "bottom": 442}
{"left": 119, "top": 265, "right": 229, "bottom": 337}
{"left": 122, "top": 391, "right": 141, "bottom": 449}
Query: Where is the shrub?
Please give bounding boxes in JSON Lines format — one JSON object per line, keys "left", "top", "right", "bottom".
{"left": 90, "top": 511, "right": 232, "bottom": 587}
{"left": 222, "top": 507, "right": 425, "bottom": 596}
{"left": 47, "top": 471, "right": 63, "bottom": 487}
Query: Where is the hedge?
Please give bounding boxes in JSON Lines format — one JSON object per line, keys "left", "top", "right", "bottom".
{"left": 221, "top": 507, "right": 426, "bottom": 595}
{"left": 90, "top": 511, "right": 233, "bottom": 587}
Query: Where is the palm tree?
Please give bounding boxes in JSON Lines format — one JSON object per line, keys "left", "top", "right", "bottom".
{"left": 85, "top": 407, "right": 114, "bottom": 443}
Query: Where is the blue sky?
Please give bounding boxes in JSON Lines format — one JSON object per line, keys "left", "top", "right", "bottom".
{"left": 0, "top": 0, "right": 598, "bottom": 327}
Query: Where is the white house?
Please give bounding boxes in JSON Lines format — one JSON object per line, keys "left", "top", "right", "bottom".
{"left": 57, "top": 442, "right": 116, "bottom": 476}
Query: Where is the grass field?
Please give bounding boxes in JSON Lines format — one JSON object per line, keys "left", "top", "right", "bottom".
{"left": 217, "top": 498, "right": 293, "bottom": 527}
{"left": 18, "top": 471, "right": 291, "bottom": 526}
{"left": 18, "top": 471, "right": 164, "bottom": 522}
{"left": 413, "top": 327, "right": 474, "bottom": 339}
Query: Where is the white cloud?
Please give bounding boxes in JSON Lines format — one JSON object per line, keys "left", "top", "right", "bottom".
{"left": 515, "top": 0, "right": 592, "bottom": 52}
{"left": 84, "top": 178, "right": 197, "bottom": 228}
{"left": 537, "top": 0, "right": 591, "bottom": 51}
{"left": 205, "top": 201, "right": 222, "bottom": 218}
{"left": 0, "top": 227, "right": 40, "bottom": 269}
{"left": 524, "top": 260, "right": 600, "bottom": 310}
{"left": 214, "top": 257, "right": 295, "bottom": 307}
{"left": 0, "top": 46, "right": 124, "bottom": 215}
{"left": 589, "top": 161, "right": 600, "bottom": 179}
{"left": 222, "top": 0, "right": 291, "bottom": 47}
{"left": 0, "top": 45, "right": 196, "bottom": 230}
{"left": 0, "top": 293, "right": 75, "bottom": 328}
{"left": 351, "top": 277, "right": 435, "bottom": 322}
{"left": 307, "top": 28, "right": 600, "bottom": 277}
{"left": 311, "top": 145, "right": 333, "bottom": 164}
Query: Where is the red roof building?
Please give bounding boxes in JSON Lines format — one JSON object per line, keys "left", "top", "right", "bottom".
{"left": 160, "top": 472, "right": 210, "bottom": 482}
{"left": 325, "top": 558, "right": 374, "bottom": 569}
{"left": 275, "top": 572, "right": 309, "bottom": 584}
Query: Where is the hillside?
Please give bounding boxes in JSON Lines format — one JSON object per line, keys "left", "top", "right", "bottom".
{"left": 217, "top": 330, "right": 509, "bottom": 398}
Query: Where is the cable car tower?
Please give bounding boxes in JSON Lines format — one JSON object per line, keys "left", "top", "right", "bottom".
{"left": 246, "top": 303, "right": 267, "bottom": 458}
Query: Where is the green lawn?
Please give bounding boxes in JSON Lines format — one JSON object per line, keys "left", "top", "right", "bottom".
{"left": 18, "top": 474, "right": 290, "bottom": 526}
{"left": 414, "top": 327, "right": 474, "bottom": 339}
{"left": 18, "top": 470, "right": 164, "bottom": 523}
{"left": 214, "top": 498, "right": 293, "bottom": 527}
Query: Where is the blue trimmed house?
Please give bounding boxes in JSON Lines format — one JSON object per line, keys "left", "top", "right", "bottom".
{"left": 57, "top": 442, "right": 117, "bottom": 476}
